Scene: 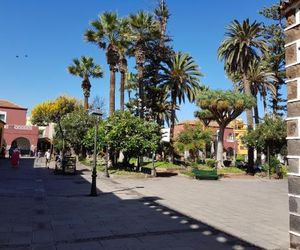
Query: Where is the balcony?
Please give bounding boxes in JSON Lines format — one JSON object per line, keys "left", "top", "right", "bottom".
{"left": 4, "top": 124, "right": 33, "bottom": 130}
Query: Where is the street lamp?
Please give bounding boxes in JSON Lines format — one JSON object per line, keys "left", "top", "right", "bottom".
{"left": 89, "top": 109, "right": 103, "bottom": 196}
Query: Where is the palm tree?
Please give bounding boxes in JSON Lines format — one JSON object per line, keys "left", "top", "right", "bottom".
{"left": 162, "top": 52, "right": 202, "bottom": 162}
{"left": 125, "top": 72, "right": 138, "bottom": 101}
{"left": 218, "top": 19, "right": 267, "bottom": 172}
{"left": 117, "top": 18, "right": 130, "bottom": 112}
{"left": 85, "top": 12, "right": 121, "bottom": 116}
{"left": 230, "top": 59, "right": 277, "bottom": 122}
{"left": 128, "top": 11, "right": 160, "bottom": 118}
{"left": 68, "top": 56, "right": 103, "bottom": 110}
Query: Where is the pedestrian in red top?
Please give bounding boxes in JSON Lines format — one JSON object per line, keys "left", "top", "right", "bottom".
{"left": 11, "top": 148, "right": 20, "bottom": 167}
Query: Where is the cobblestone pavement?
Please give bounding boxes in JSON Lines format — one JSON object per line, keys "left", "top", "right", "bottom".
{"left": 0, "top": 158, "right": 287, "bottom": 249}
{"left": 114, "top": 174, "right": 289, "bottom": 250}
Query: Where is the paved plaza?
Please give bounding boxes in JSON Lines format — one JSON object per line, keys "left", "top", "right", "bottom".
{"left": 0, "top": 158, "right": 288, "bottom": 250}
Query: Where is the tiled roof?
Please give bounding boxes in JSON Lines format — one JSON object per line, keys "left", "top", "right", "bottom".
{"left": 280, "top": 0, "right": 298, "bottom": 11}
{"left": 0, "top": 99, "right": 27, "bottom": 110}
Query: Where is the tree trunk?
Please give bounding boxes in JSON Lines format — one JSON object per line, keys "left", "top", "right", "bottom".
{"left": 254, "top": 97, "right": 259, "bottom": 126}
{"left": 120, "top": 71, "right": 125, "bottom": 112}
{"left": 243, "top": 75, "right": 255, "bottom": 173}
{"left": 272, "top": 83, "right": 279, "bottom": 117}
{"left": 84, "top": 96, "right": 89, "bottom": 111}
{"left": 109, "top": 66, "right": 116, "bottom": 116}
{"left": 263, "top": 94, "right": 267, "bottom": 117}
{"left": 82, "top": 76, "right": 90, "bottom": 111}
{"left": 170, "top": 91, "right": 176, "bottom": 163}
{"left": 254, "top": 97, "right": 262, "bottom": 166}
{"left": 137, "top": 63, "right": 144, "bottom": 118}
{"left": 216, "top": 125, "right": 225, "bottom": 169}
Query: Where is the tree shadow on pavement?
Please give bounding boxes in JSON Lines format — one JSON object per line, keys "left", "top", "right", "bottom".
{"left": 0, "top": 158, "right": 261, "bottom": 250}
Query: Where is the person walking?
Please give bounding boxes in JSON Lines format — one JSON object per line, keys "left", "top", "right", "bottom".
{"left": 11, "top": 148, "right": 20, "bottom": 168}
{"left": 45, "top": 149, "right": 51, "bottom": 169}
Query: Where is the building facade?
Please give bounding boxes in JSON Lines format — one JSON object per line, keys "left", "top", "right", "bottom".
{"left": 0, "top": 120, "right": 5, "bottom": 148}
{"left": 0, "top": 100, "right": 38, "bottom": 155}
{"left": 281, "top": 1, "right": 300, "bottom": 248}
{"left": 174, "top": 119, "right": 248, "bottom": 158}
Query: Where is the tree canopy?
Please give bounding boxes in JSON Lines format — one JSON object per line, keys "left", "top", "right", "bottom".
{"left": 175, "top": 123, "right": 212, "bottom": 162}
{"left": 106, "top": 111, "right": 161, "bottom": 164}
{"left": 197, "top": 90, "right": 255, "bottom": 127}
{"left": 196, "top": 89, "right": 255, "bottom": 168}
{"left": 242, "top": 116, "right": 287, "bottom": 156}
{"left": 31, "top": 96, "right": 78, "bottom": 126}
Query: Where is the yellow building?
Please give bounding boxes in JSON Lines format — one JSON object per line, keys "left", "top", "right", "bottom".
{"left": 229, "top": 119, "right": 248, "bottom": 157}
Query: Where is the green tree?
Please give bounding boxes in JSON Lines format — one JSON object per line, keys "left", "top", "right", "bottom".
{"left": 161, "top": 51, "right": 202, "bottom": 162}
{"left": 194, "top": 109, "right": 215, "bottom": 127}
{"left": 259, "top": 4, "right": 286, "bottom": 117}
{"left": 85, "top": 12, "right": 121, "bottom": 116}
{"left": 143, "top": 0, "right": 174, "bottom": 126}
{"left": 242, "top": 116, "right": 287, "bottom": 158}
{"left": 218, "top": 19, "right": 267, "bottom": 170}
{"left": 230, "top": 59, "right": 276, "bottom": 123}
{"left": 105, "top": 111, "right": 161, "bottom": 166}
{"left": 128, "top": 11, "right": 160, "bottom": 118}
{"left": 175, "top": 123, "right": 212, "bottom": 162}
{"left": 124, "top": 72, "right": 138, "bottom": 101}
{"left": 197, "top": 90, "right": 255, "bottom": 169}
{"left": 82, "top": 121, "right": 106, "bottom": 154}
{"left": 116, "top": 18, "right": 131, "bottom": 112}
{"left": 67, "top": 56, "right": 103, "bottom": 110}
{"left": 56, "top": 107, "right": 98, "bottom": 156}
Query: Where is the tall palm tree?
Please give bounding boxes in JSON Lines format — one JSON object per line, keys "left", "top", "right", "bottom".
{"left": 117, "top": 18, "right": 130, "bottom": 112}
{"left": 162, "top": 52, "right": 202, "bottom": 162}
{"left": 85, "top": 12, "right": 121, "bottom": 116}
{"left": 125, "top": 72, "right": 138, "bottom": 101}
{"left": 128, "top": 11, "right": 160, "bottom": 118}
{"left": 218, "top": 19, "right": 267, "bottom": 172}
{"left": 230, "top": 59, "right": 277, "bottom": 121}
{"left": 68, "top": 56, "right": 103, "bottom": 110}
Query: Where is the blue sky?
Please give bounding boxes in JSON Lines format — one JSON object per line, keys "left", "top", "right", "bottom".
{"left": 0, "top": 0, "right": 279, "bottom": 122}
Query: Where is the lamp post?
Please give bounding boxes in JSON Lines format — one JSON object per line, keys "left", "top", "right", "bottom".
{"left": 89, "top": 109, "right": 103, "bottom": 196}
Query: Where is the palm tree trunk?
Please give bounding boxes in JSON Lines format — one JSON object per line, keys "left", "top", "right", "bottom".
{"left": 137, "top": 63, "right": 144, "bottom": 118}
{"left": 170, "top": 91, "right": 176, "bottom": 163}
{"left": 263, "top": 94, "right": 267, "bottom": 117}
{"left": 216, "top": 124, "right": 225, "bottom": 169}
{"left": 120, "top": 71, "right": 125, "bottom": 112}
{"left": 82, "top": 76, "right": 90, "bottom": 111}
{"left": 84, "top": 95, "right": 89, "bottom": 111}
{"left": 272, "top": 83, "right": 279, "bottom": 117}
{"left": 254, "top": 96, "right": 262, "bottom": 165}
{"left": 243, "top": 75, "right": 254, "bottom": 173}
{"left": 254, "top": 97, "right": 259, "bottom": 126}
{"left": 109, "top": 66, "right": 116, "bottom": 116}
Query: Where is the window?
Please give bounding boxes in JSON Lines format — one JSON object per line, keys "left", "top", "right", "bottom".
{"left": 227, "top": 133, "right": 234, "bottom": 140}
{"left": 0, "top": 111, "right": 6, "bottom": 123}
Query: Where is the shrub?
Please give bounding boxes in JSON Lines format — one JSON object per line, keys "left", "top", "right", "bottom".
{"left": 206, "top": 159, "right": 216, "bottom": 168}
{"left": 236, "top": 154, "right": 245, "bottom": 162}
